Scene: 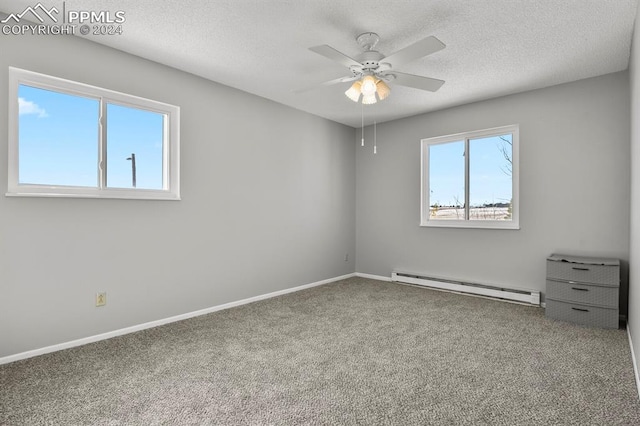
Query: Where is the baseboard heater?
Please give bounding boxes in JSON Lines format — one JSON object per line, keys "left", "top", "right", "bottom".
{"left": 391, "top": 271, "right": 541, "bottom": 306}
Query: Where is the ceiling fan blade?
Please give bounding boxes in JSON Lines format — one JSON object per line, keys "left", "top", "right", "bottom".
{"left": 393, "top": 71, "right": 445, "bottom": 92}
{"left": 293, "top": 75, "right": 358, "bottom": 94}
{"left": 309, "top": 45, "right": 362, "bottom": 68}
{"left": 383, "top": 36, "right": 445, "bottom": 67}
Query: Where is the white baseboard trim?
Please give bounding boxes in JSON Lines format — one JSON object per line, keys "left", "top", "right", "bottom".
{"left": 627, "top": 325, "right": 640, "bottom": 401}
{"left": 0, "top": 272, "right": 356, "bottom": 366}
{"left": 354, "top": 272, "right": 393, "bottom": 282}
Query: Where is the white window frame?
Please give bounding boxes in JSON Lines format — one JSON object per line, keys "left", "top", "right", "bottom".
{"left": 420, "top": 124, "right": 519, "bottom": 230}
{"left": 7, "top": 67, "right": 180, "bottom": 200}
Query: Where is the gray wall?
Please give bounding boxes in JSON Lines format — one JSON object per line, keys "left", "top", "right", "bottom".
{"left": 629, "top": 2, "right": 640, "bottom": 385}
{"left": 0, "top": 33, "right": 356, "bottom": 358}
{"left": 356, "top": 72, "right": 630, "bottom": 298}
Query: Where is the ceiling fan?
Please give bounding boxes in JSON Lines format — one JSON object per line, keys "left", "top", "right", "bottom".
{"left": 302, "top": 32, "right": 446, "bottom": 104}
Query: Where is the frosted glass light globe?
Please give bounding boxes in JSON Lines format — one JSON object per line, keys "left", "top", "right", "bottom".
{"left": 360, "top": 75, "right": 377, "bottom": 96}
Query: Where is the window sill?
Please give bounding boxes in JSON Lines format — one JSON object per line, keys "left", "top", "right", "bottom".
{"left": 6, "top": 188, "right": 180, "bottom": 201}
{"left": 420, "top": 220, "right": 519, "bottom": 230}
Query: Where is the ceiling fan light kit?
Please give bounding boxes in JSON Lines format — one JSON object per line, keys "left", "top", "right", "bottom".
{"left": 375, "top": 80, "right": 391, "bottom": 100}
{"left": 345, "top": 80, "right": 362, "bottom": 102}
{"left": 362, "top": 92, "right": 377, "bottom": 105}
{"left": 308, "top": 31, "right": 446, "bottom": 105}
{"left": 360, "top": 75, "right": 377, "bottom": 95}
{"left": 344, "top": 74, "right": 392, "bottom": 104}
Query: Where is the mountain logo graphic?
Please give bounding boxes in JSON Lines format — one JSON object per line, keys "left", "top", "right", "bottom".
{"left": 1, "top": 3, "right": 59, "bottom": 24}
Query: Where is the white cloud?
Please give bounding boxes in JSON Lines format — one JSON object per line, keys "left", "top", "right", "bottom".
{"left": 18, "top": 97, "right": 48, "bottom": 118}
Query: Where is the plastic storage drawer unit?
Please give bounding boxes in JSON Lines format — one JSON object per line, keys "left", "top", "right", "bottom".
{"left": 545, "top": 254, "right": 619, "bottom": 328}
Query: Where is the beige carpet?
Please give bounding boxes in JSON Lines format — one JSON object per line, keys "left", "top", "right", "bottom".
{"left": 1, "top": 277, "right": 639, "bottom": 425}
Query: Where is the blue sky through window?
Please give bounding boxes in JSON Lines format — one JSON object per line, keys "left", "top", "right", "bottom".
{"left": 18, "top": 84, "right": 165, "bottom": 189}
{"left": 429, "top": 140, "right": 465, "bottom": 207}
{"left": 19, "top": 85, "right": 99, "bottom": 186}
{"left": 469, "top": 135, "right": 512, "bottom": 207}
{"left": 106, "top": 103, "right": 164, "bottom": 190}
{"left": 429, "top": 135, "right": 512, "bottom": 207}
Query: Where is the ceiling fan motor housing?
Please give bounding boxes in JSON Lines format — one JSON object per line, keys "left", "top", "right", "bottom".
{"left": 357, "top": 50, "right": 384, "bottom": 72}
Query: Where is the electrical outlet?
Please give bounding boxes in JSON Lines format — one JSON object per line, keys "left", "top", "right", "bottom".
{"left": 345, "top": 253, "right": 349, "bottom": 262}
{"left": 96, "top": 292, "right": 106, "bottom": 307}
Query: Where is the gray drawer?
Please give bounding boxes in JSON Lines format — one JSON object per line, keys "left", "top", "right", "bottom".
{"left": 546, "top": 280, "right": 618, "bottom": 308}
{"left": 546, "top": 260, "right": 619, "bottom": 286}
{"left": 545, "top": 299, "right": 618, "bottom": 328}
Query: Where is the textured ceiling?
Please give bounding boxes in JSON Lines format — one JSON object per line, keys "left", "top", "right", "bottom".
{"left": 1, "top": 0, "right": 638, "bottom": 127}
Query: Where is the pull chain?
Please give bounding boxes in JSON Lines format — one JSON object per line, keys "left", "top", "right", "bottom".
{"left": 361, "top": 102, "right": 365, "bottom": 146}
{"left": 374, "top": 121, "right": 377, "bottom": 154}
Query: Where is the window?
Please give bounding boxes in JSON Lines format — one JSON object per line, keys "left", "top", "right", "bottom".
{"left": 421, "top": 125, "right": 519, "bottom": 229}
{"left": 7, "top": 67, "right": 180, "bottom": 200}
